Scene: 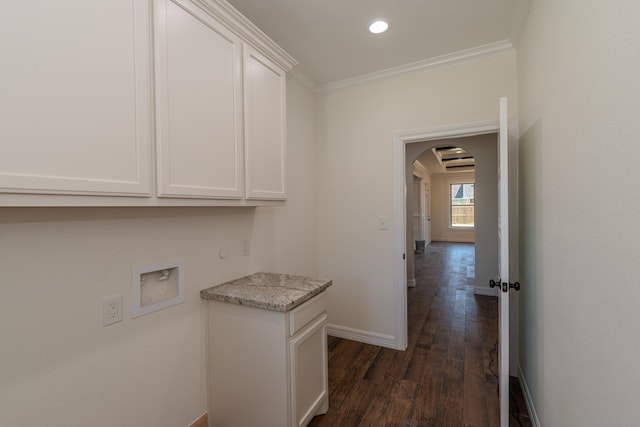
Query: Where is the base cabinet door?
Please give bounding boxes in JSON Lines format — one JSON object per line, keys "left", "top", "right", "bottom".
{"left": 290, "top": 315, "right": 329, "bottom": 427}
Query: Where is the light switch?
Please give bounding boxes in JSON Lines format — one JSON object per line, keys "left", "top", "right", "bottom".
{"left": 378, "top": 216, "right": 389, "bottom": 230}
{"left": 219, "top": 246, "right": 230, "bottom": 259}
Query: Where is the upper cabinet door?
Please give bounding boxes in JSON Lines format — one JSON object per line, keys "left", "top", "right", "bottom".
{"left": 0, "top": 1, "right": 152, "bottom": 196}
{"left": 155, "top": 0, "right": 244, "bottom": 199}
{"left": 244, "top": 45, "right": 287, "bottom": 200}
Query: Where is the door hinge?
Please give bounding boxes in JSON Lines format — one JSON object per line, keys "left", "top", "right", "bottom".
{"left": 403, "top": 253, "right": 406, "bottom": 260}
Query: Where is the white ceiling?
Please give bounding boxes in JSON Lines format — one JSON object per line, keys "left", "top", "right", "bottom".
{"left": 225, "top": 0, "right": 531, "bottom": 86}
{"left": 416, "top": 146, "right": 475, "bottom": 174}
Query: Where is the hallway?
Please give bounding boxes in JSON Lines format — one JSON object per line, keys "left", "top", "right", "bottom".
{"left": 309, "top": 242, "right": 530, "bottom": 426}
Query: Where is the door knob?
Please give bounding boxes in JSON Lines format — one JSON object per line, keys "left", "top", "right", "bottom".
{"left": 489, "top": 279, "right": 520, "bottom": 292}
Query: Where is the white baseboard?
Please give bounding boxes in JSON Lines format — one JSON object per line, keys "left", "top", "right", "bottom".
{"left": 474, "top": 286, "right": 499, "bottom": 296}
{"left": 327, "top": 324, "right": 398, "bottom": 349}
{"left": 518, "top": 365, "right": 541, "bottom": 427}
{"left": 431, "top": 237, "right": 475, "bottom": 243}
{"left": 407, "top": 279, "right": 416, "bottom": 288}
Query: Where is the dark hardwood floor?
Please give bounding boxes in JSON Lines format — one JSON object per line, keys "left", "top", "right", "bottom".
{"left": 309, "top": 242, "right": 531, "bottom": 427}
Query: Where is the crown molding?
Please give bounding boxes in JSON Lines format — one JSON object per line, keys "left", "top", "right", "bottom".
{"left": 509, "top": 0, "right": 533, "bottom": 48}
{"left": 395, "top": 120, "right": 499, "bottom": 145}
{"left": 288, "top": 68, "right": 319, "bottom": 92}
{"left": 320, "top": 40, "right": 515, "bottom": 93}
{"left": 193, "top": 0, "right": 298, "bottom": 71}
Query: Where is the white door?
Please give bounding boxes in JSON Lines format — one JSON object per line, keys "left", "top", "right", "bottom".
{"left": 412, "top": 179, "right": 423, "bottom": 242}
{"left": 424, "top": 187, "right": 431, "bottom": 245}
{"left": 497, "top": 96, "right": 510, "bottom": 427}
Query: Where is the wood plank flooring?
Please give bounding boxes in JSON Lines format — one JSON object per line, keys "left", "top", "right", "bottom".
{"left": 309, "top": 242, "right": 531, "bottom": 427}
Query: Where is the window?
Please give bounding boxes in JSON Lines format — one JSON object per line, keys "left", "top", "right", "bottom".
{"left": 450, "top": 183, "right": 474, "bottom": 228}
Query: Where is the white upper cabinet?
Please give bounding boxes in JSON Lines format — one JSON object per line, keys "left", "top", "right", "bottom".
{"left": 155, "top": 0, "right": 244, "bottom": 199}
{"left": 244, "top": 46, "right": 287, "bottom": 200}
{"left": 0, "top": 0, "right": 296, "bottom": 206}
{"left": 0, "top": 1, "right": 152, "bottom": 197}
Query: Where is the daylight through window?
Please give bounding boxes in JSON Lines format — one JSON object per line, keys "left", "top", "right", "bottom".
{"left": 450, "top": 183, "right": 474, "bottom": 227}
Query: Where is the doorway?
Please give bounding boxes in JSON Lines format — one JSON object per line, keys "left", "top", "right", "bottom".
{"left": 406, "top": 134, "right": 499, "bottom": 298}
{"left": 391, "top": 121, "right": 499, "bottom": 350}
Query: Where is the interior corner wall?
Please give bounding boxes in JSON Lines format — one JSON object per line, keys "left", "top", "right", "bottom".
{"left": 252, "top": 76, "right": 319, "bottom": 277}
{"left": 0, "top": 75, "right": 319, "bottom": 427}
{"left": 517, "top": 0, "right": 640, "bottom": 425}
{"left": 317, "top": 52, "right": 517, "bottom": 344}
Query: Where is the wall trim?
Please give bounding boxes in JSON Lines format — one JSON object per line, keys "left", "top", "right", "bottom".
{"left": 509, "top": 0, "right": 533, "bottom": 48}
{"left": 289, "top": 68, "right": 319, "bottom": 92}
{"left": 474, "top": 286, "right": 499, "bottom": 297}
{"left": 195, "top": 0, "right": 298, "bottom": 71}
{"left": 431, "top": 237, "right": 475, "bottom": 243}
{"left": 321, "top": 40, "right": 514, "bottom": 92}
{"left": 518, "top": 365, "right": 541, "bottom": 427}
{"left": 327, "top": 324, "right": 398, "bottom": 350}
{"left": 397, "top": 121, "right": 499, "bottom": 144}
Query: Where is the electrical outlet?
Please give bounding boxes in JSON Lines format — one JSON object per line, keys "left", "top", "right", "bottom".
{"left": 103, "top": 295, "right": 123, "bottom": 326}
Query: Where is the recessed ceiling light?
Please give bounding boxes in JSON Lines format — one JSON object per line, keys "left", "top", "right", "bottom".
{"left": 369, "top": 20, "right": 389, "bottom": 34}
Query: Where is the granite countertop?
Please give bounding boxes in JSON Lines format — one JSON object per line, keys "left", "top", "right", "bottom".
{"left": 200, "top": 272, "right": 332, "bottom": 312}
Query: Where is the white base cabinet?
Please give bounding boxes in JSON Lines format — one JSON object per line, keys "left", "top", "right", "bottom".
{"left": 207, "top": 292, "right": 329, "bottom": 427}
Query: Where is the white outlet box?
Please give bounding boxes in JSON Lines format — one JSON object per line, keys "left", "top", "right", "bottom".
{"left": 103, "top": 295, "right": 123, "bottom": 326}
{"left": 132, "top": 259, "right": 185, "bottom": 318}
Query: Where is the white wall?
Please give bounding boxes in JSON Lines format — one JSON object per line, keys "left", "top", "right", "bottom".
{"left": 430, "top": 172, "right": 476, "bottom": 243}
{"left": 0, "top": 207, "right": 250, "bottom": 427}
{"left": 252, "top": 77, "right": 319, "bottom": 278}
{"left": 317, "top": 52, "right": 517, "bottom": 344}
{"left": 0, "top": 76, "right": 318, "bottom": 427}
{"left": 517, "top": 0, "right": 640, "bottom": 425}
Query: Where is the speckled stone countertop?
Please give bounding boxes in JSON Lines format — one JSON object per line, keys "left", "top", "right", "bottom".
{"left": 200, "top": 272, "right": 332, "bottom": 312}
